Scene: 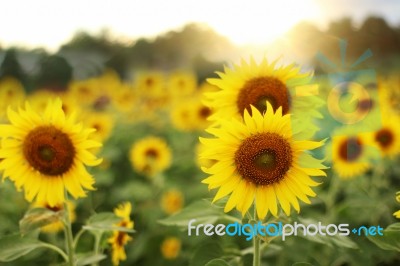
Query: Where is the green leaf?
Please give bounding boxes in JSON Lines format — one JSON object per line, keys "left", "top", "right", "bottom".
{"left": 76, "top": 253, "right": 107, "bottom": 266}
{"left": 189, "top": 242, "right": 224, "bottom": 266}
{"left": 19, "top": 207, "right": 62, "bottom": 235}
{"left": 205, "top": 258, "right": 231, "bottom": 266}
{"left": 0, "top": 234, "right": 46, "bottom": 262}
{"left": 158, "top": 199, "right": 224, "bottom": 228}
{"left": 367, "top": 223, "right": 400, "bottom": 252}
{"left": 83, "top": 212, "right": 135, "bottom": 232}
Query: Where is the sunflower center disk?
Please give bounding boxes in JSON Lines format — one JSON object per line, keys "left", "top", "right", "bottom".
{"left": 375, "top": 128, "right": 394, "bottom": 148}
{"left": 339, "top": 138, "right": 362, "bottom": 162}
{"left": 23, "top": 126, "right": 75, "bottom": 176}
{"left": 234, "top": 133, "right": 292, "bottom": 186}
{"left": 237, "top": 77, "right": 290, "bottom": 116}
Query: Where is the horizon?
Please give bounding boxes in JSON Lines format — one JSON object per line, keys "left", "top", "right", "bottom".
{"left": 0, "top": 0, "right": 399, "bottom": 52}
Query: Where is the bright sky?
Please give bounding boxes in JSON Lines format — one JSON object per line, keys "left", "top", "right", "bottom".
{"left": 0, "top": 0, "right": 399, "bottom": 51}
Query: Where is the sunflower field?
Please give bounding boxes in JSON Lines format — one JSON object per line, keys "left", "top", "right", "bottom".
{"left": 1, "top": 20, "right": 400, "bottom": 266}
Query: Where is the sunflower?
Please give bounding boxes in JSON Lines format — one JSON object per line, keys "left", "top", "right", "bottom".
{"left": 82, "top": 111, "right": 114, "bottom": 142}
{"left": 326, "top": 127, "right": 378, "bottom": 179}
{"left": 0, "top": 77, "right": 26, "bottom": 120}
{"left": 205, "top": 57, "right": 323, "bottom": 137}
{"left": 0, "top": 98, "right": 102, "bottom": 207}
{"left": 160, "top": 237, "right": 181, "bottom": 260}
{"left": 68, "top": 78, "right": 100, "bottom": 106}
{"left": 129, "top": 136, "right": 172, "bottom": 177}
{"left": 108, "top": 202, "right": 134, "bottom": 266}
{"left": 112, "top": 85, "right": 138, "bottom": 113}
{"left": 170, "top": 99, "right": 213, "bottom": 131}
{"left": 161, "top": 189, "right": 184, "bottom": 215}
{"left": 167, "top": 71, "right": 197, "bottom": 98}
{"left": 394, "top": 191, "right": 400, "bottom": 219}
{"left": 192, "top": 100, "right": 213, "bottom": 130}
{"left": 32, "top": 200, "right": 76, "bottom": 233}
{"left": 170, "top": 101, "right": 196, "bottom": 131}
{"left": 135, "top": 71, "right": 166, "bottom": 99}
{"left": 367, "top": 112, "right": 400, "bottom": 158}
{"left": 200, "top": 103, "right": 326, "bottom": 219}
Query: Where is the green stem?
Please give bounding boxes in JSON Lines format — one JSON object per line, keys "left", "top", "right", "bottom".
{"left": 63, "top": 199, "right": 76, "bottom": 266}
{"left": 326, "top": 176, "right": 341, "bottom": 222}
{"left": 252, "top": 208, "right": 261, "bottom": 266}
{"left": 91, "top": 232, "right": 103, "bottom": 266}
{"left": 40, "top": 242, "right": 69, "bottom": 262}
{"left": 73, "top": 228, "right": 86, "bottom": 250}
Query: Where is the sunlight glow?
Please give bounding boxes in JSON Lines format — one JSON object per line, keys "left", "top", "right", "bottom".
{"left": 0, "top": 0, "right": 319, "bottom": 50}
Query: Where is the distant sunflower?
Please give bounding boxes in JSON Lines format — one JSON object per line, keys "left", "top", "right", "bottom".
{"left": 69, "top": 78, "right": 100, "bottom": 106}
{"left": 192, "top": 100, "right": 213, "bottom": 130}
{"left": 112, "top": 85, "right": 137, "bottom": 113}
{"left": 135, "top": 71, "right": 166, "bottom": 98}
{"left": 82, "top": 111, "right": 114, "bottom": 142}
{"left": 0, "top": 99, "right": 102, "bottom": 207}
{"left": 394, "top": 192, "right": 400, "bottom": 219}
{"left": 379, "top": 73, "right": 400, "bottom": 114}
{"left": 170, "top": 100, "right": 212, "bottom": 131}
{"left": 108, "top": 202, "right": 134, "bottom": 266}
{"left": 206, "top": 57, "right": 322, "bottom": 137}
{"left": 327, "top": 127, "right": 377, "bottom": 179}
{"left": 129, "top": 136, "right": 172, "bottom": 177}
{"left": 170, "top": 101, "right": 196, "bottom": 131}
{"left": 161, "top": 189, "right": 184, "bottom": 215}
{"left": 168, "top": 71, "right": 197, "bottom": 98}
{"left": 200, "top": 103, "right": 326, "bottom": 219}
{"left": 368, "top": 113, "right": 400, "bottom": 158}
{"left": 160, "top": 237, "right": 181, "bottom": 260}
{"left": 0, "top": 77, "right": 26, "bottom": 120}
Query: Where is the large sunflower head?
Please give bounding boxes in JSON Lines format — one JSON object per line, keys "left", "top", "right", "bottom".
{"left": 0, "top": 98, "right": 102, "bottom": 207}
{"left": 129, "top": 136, "right": 172, "bottom": 177}
{"left": 206, "top": 57, "right": 316, "bottom": 124}
{"left": 200, "top": 103, "right": 326, "bottom": 219}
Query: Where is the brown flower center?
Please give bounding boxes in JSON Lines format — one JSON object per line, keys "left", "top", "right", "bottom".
{"left": 234, "top": 133, "right": 292, "bottom": 186}
{"left": 357, "top": 98, "right": 373, "bottom": 112}
{"left": 237, "top": 77, "right": 290, "bottom": 116}
{"left": 23, "top": 126, "right": 75, "bottom": 176}
{"left": 375, "top": 128, "right": 394, "bottom": 149}
{"left": 338, "top": 137, "right": 362, "bottom": 162}
{"left": 116, "top": 231, "right": 126, "bottom": 246}
{"left": 146, "top": 148, "right": 158, "bottom": 159}
{"left": 45, "top": 204, "right": 62, "bottom": 212}
{"left": 199, "top": 106, "right": 211, "bottom": 119}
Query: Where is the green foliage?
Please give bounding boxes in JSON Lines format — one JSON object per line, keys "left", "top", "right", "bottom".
{"left": 368, "top": 223, "right": 400, "bottom": 252}
{"left": 0, "top": 234, "right": 45, "bottom": 262}
{"left": 159, "top": 200, "right": 225, "bottom": 228}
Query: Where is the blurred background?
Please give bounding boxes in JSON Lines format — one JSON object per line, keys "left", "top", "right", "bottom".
{"left": 0, "top": 0, "right": 399, "bottom": 87}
